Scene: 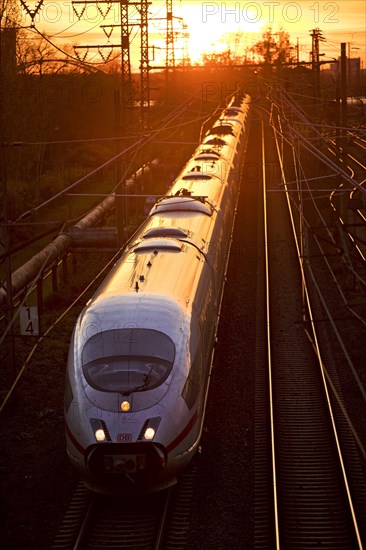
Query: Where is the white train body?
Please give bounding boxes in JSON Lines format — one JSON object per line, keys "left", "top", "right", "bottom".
{"left": 65, "top": 96, "right": 251, "bottom": 493}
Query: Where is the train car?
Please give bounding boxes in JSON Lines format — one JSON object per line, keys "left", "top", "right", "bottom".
{"left": 64, "top": 95, "right": 251, "bottom": 494}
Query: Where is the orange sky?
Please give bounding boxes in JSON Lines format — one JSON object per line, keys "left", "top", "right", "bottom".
{"left": 20, "top": 1, "right": 366, "bottom": 68}
{"left": 178, "top": 1, "right": 366, "bottom": 64}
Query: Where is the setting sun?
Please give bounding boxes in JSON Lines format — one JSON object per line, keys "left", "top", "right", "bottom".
{"left": 174, "top": 0, "right": 365, "bottom": 66}
{"left": 177, "top": 3, "right": 263, "bottom": 63}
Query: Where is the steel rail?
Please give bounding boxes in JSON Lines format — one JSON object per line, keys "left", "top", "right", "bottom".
{"left": 270, "top": 105, "right": 366, "bottom": 324}
{"left": 351, "top": 138, "right": 366, "bottom": 152}
{"left": 285, "top": 135, "right": 366, "bottom": 378}
{"left": 272, "top": 111, "right": 364, "bottom": 549}
{"left": 271, "top": 101, "right": 366, "bottom": 326}
{"left": 269, "top": 99, "right": 366, "bottom": 289}
{"left": 77, "top": 489, "right": 172, "bottom": 549}
{"left": 328, "top": 138, "right": 366, "bottom": 172}
{"left": 261, "top": 119, "right": 280, "bottom": 550}
{"left": 73, "top": 493, "right": 97, "bottom": 550}
{"left": 271, "top": 89, "right": 365, "bottom": 194}
{"left": 326, "top": 144, "right": 366, "bottom": 264}
{"left": 153, "top": 488, "right": 173, "bottom": 550}
{"left": 53, "top": 479, "right": 182, "bottom": 549}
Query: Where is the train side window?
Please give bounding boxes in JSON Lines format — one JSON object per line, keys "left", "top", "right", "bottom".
{"left": 181, "top": 351, "right": 203, "bottom": 409}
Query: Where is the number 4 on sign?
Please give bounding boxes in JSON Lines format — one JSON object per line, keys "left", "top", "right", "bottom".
{"left": 20, "top": 306, "right": 39, "bottom": 336}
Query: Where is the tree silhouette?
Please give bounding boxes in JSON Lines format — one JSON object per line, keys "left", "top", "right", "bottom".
{"left": 251, "top": 27, "right": 292, "bottom": 65}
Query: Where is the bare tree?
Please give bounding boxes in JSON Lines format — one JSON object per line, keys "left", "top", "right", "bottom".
{"left": 17, "top": 31, "right": 86, "bottom": 75}
{"left": 1, "top": 0, "right": 19, "bottom": 75}
{"left": 17, "top": 31, "right": 57, "bottom": 74}
{"left": 201, "top": 49, "right": 238, "bottom": 66}
{"left": 275, "top": 29, "right": 292, "bottom": 65}
{"left": 0, "top": 0, "right": 19, "bottom": 26}
{"left": 251, "top": 26, "right": 292, "bottom": 66}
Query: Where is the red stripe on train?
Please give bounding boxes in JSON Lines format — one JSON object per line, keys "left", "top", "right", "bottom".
{"left": 166, "top": 411, "right": 199, "bottom": 454}
{"left": 65, "top": 422, "right": 86, "bottom": 455}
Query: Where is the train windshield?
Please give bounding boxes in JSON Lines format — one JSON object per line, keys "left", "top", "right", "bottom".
{"left": 82, "top": 329, "right": 175, "bottom": 394}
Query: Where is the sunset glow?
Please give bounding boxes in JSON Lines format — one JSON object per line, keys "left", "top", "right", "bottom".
{"left": 179, "top": 3, "right": 263, "bottom": 63}
{"left": 18, "top": 0, "right": 366, "bottom": 68}
{"left": 177, "top": 1, "right": 366, "bottom": 65}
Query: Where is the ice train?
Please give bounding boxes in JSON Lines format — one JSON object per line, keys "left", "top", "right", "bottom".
{"left": 64, "top": 94, "right": 251, "bottom": 493}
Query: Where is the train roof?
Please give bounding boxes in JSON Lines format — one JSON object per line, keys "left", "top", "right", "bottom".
{"left": 202, "top": 136, "right": 233, "bottom": 148}
{"left": 78, "top": 293, "right": 187, "bottom": 349}
{"left": 184, "top": 155, "right": 231, "bottom": 179}
{"left": 84, "top": 237, "right": 204, "bottom": 327}
{"left": 194, "top": 151, "right": 222, "bottom": 161}
{"left": 150, "top": 173, "right": 225, "bottom": 217}
{"left": 150, "top": 196, "right": 212, "bottom": 216}
{"left": 224, "top": 106, "right": 244, "bottom": 116}
{"left": 75, "top": 94, "right": 251, "bottom": 349}
{"left": 134, "top": 209, "right": 214, "bottom": 256}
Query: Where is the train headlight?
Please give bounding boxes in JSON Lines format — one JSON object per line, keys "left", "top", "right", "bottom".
{"left": 95, "top": 429, "right": 106, "bottom": 442}
{"left": 144, "top": 427, "right": 155, "bottom": 441}
{"left": 121, "top": 401, "right": 131, "bottom": 412}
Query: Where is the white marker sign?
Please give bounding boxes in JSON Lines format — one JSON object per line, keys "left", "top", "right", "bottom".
{"left": 20, "top": 306, "right": 39, "bottom": 336}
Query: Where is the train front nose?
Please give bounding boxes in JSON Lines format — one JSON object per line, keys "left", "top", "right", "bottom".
{"left": 86, "top": 442, "right": 167, "bottom": 483}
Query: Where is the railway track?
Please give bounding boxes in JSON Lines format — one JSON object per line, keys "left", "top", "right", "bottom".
{"left": 255, "top": 113, "right": 365, "bottom": 548}
{"left": 325, "top": 139, "right": 366, "bottom": 281}
{"left": 7, "top": 96, "right": 365, "bottom": 549}
{"left": 52, "top": 464, "right": 196, "bottom": 549}
{"left": 76, "top": 491, "right": 171, "bottom": 549}
{"left": 52, "top": 484, "right": 170, "bottom": 549}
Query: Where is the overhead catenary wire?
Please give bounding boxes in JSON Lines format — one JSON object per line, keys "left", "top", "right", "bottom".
{"left": 266, "top": 89, "right": 366, "bottom": 296}
{"left": 33, "top": 27, "right": 120, "bottom": 67}
{"left": 13, "top": 20, "right": 114, "bottom": 69}
{"left": 271, "top": 111, "right": 366, "bottom": 544}
{"left": 12, "top": 105, "right": 211, "bottom": 223}
{"left": 0, "top": 92, "right": 220, "bottom": 409}
{"left": 6, "top": 108, "right": 212, "bottom": 147}
{"left": 15, "top": 5, "right": 122, "bottom": 68}
{"left": 268, "top": 98, "right": 366, "bottom": 397}
{"left": 269, "top": 86, "right": 366, "bottom": 193}
{"left": 1, "top": 95, "right": 198, "bottom": 305}
{"left": 0, "top": 246, "right": 121, "bottom": 414}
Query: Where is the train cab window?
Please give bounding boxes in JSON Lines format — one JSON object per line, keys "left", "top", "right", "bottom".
{"left": 82, "top": 329, "right": 175, "bottom": 394}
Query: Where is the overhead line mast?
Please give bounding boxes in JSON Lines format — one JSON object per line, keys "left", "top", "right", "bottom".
{"left": 310, "top": 28, "right": 325, "bottom": 102}
{"left": 119, "top": 0, "right": 131, "bottom": 111}
{"left": 166, "top": 0, "right": 175, "bottom": 71}
{"left": 72, "top": 0, "right": 150, "bottom": 129}
{"left": 138, "top": 0, "right": 150, "bottom": 129}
